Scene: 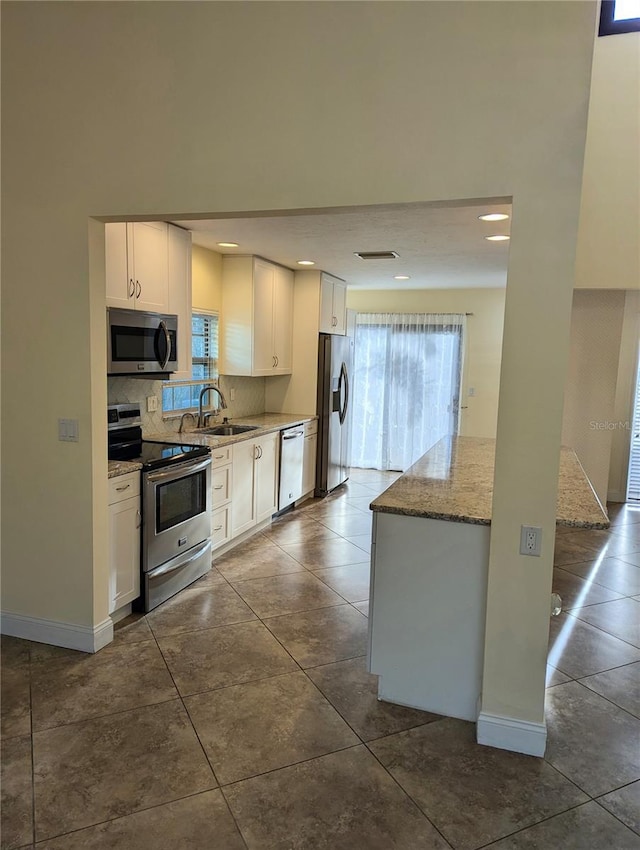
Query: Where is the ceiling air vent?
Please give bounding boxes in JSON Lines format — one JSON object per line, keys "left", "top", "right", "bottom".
{"left": 354, "top": 250, "right": 400, "bottom": 260}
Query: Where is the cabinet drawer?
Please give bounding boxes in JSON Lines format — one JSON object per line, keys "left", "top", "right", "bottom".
{"left": 108, "top": 472, "right": 140, "bottom": 505}
{"left": 211, "top": 446, "right": 232, "bottom": 467}
{"left": 211, "top": 465, "right": 232, "bottom": 507}
{"left": 303, "top": 419, "right": 318, "bottom": 437}
{"left": 211, "top": 507, "right": 231, "bottom": 549}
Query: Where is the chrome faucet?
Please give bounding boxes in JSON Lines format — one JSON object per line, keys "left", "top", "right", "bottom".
{"left": 178, "top": 411, "right": 196, "bottom": 433}
{"left": 197, "top": 385, "right": 228, "bottom": 428}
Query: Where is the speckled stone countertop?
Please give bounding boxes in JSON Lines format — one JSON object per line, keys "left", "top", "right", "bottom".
{"left": 371, "top": 436, "right": 609, "bottom": 529}
{"left": 108, "top": 460, "right": 142, "bottom": 479}
{"left": 145, "top": 413, "right": 317, "bottom": 450}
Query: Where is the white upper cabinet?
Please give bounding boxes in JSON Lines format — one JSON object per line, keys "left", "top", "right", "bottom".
{"left": 272, "top": 263, "right": 294, "bottom": 372}
{"left": 166, "top": 225, "right": 192, "bottom": 380}
{"left": 319, "top": 272, "right": 347, "bottom": 335}
{"left": 220, "top": 255, "right": 294, "bottom": 376}
{"left": 105, "top": 221, "right": 169, "bottom": 313}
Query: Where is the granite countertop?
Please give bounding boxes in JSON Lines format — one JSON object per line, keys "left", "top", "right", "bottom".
{"left": 108, "top": 459, "right": 142, "bottom": 479}
{"left": 144, "top": 412, "right": 317, "bottom": 450}
{"left": 371, "top": 436, "right": 609, "bottom": 529}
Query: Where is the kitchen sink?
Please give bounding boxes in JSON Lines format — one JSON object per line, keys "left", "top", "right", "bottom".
{"left": 198, "top": 424, "right": 259, "bottom": 436}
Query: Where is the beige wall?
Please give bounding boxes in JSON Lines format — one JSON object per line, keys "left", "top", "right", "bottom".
{"left": 2, "top": 2, "right": 596, "bottom": 737}
{"left": 192, "top": 244, "right": 222, "bottom": 313}
{"left": 576, "top": 32, "right": 640, "bottom": 290}
{"left": 562, "top": 291, "right": 627, "bottom": 506}
{"left": 346, "top": 288, "right": 506, "bottom": 440}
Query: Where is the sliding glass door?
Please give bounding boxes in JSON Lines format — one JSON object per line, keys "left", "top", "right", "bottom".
{"left": 627, "top": 350, "right": 640, "bottom": 501}
{"left": 351, "top": 313, "right": 464, "bottom": 471}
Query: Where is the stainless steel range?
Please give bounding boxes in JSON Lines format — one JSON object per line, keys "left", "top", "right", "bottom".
{"left": 108, "top": 404, "right": 212, "bottom": 611}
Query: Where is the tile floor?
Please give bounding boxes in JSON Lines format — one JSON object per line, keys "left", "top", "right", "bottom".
{"left": 2, "top": 471, "right": 640, "bottom": 849}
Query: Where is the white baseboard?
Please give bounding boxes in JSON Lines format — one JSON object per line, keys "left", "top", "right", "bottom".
{"left": 0, "top": 611, "right": 114, "bottom": 654}
{"left": 606, "top": 491, "right": 626, "bottom": 506}
{"left": 110, "top": 604, "right": 132, "bottom": 625}
{"left": 477, "top": 711, "right": 547, "bottom": 757}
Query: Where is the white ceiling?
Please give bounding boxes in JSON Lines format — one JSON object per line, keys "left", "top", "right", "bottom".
{"left": 174, "top": 200, "right": 512, "bottom": 290}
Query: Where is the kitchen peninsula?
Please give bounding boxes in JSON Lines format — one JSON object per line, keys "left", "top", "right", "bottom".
{"left": 367, "top": 436, "right": 609, "bottom": 723}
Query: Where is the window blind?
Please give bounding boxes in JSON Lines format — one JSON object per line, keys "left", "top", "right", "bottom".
{"left": 627, "top": 356, "right": 640, "bottom": 501}
{"left": 192, "top": 312, "right": 218, "bottom": 380}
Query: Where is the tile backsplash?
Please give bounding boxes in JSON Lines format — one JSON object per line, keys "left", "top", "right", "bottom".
{"left": 108, "top": 375, "right": 266, "bottom": 435}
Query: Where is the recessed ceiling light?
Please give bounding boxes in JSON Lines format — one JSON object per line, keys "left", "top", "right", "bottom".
{"left": 217, "top": 241, "right": 239, "bottom": 248}
{"left": 485, "top": 235, "right": 510, "bottom": 242}
{"left": 297, "top": 260, "right": 315, "bottom": 266}
{"left": 478, "top": 213, "right": 509, "bottom": 222}
{"left": 394, "top": 275, "right": 410, "bottom": 280}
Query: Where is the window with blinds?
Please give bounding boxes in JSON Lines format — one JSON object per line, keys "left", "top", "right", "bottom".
{"left": 162, "top": 311, "right": 219, "bottom": 414}
{"left": 627, "top": 354, "right": 640, "bottom": 501}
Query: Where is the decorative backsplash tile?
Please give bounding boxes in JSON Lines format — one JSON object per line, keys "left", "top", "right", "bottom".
{"left": 108, "top": 375, "right": 266, "bottom": 435}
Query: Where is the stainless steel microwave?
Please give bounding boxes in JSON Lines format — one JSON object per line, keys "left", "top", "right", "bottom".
{"left": 107, "top": 307, "right": 178, "bottom": 376}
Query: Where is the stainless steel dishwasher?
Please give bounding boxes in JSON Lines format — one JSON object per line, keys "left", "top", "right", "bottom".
{"left": 278, "top": 425, "right": 305, "bottom": 510}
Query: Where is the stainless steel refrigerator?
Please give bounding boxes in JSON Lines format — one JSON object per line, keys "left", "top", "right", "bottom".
{"left": 316, "top": 332, "right": 354, "bottom": 496}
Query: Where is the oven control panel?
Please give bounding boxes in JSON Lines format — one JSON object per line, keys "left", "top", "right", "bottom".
{"left": 108, "top": 403, "right": 142, "bottom": 430}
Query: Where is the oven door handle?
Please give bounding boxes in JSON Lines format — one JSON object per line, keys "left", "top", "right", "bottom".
{"left": 147, "top": 539, "right": 211, "bottom": 580}
{"left": 145, "top": 456, "right": 211, "bottom": 483}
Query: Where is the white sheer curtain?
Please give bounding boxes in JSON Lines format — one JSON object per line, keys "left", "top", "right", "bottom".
{"left": 351, "top": 313, "right": 465, "bottom": 471}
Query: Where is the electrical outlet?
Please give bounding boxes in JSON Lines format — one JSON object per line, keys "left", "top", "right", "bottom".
{"left": 520, "top": 525, "right": 542, "bottom": 557}
{"left": 146, "top": 396, "right": 158, "bottom": 413}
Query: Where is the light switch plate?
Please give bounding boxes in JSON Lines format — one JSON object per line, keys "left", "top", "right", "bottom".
{"left": 146, "top": 396, "right": 158, "bottom": 413}
{"left": 58, "top": 418, "right": 79, "bottom": 442}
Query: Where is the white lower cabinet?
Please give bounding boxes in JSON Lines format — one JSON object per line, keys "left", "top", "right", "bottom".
{"left": 107, "top": 472, "right": 141, "bottom": 615}
{"left": 211, "top": 454, "right": 232, "bottom": 551}
{"left": 255, "top": 432, "right": 279, "bottom": 522}
{"left": 231, "top": 432, "right": 279, "bottom": 537}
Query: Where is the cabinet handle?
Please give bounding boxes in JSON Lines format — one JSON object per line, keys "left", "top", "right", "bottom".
{"left": 213, "top": 484, "right": 224, "bottom": 490}
{"left": 136, "top": 510, "right": 142, "bottom": 529}
{"left": 275, "top": 355, "right": 279, "bottom": 367}
{"left": 128, "top": 279, "right": 135, "bottom": 298}
{"left": 115, "top": 483, "right": 131, "bottom": 491}
{"left": 136, "top": 280, "right": 141, "bottom": 298}
{"left": 255, "top": 445, "right": 262, "bottom": 460}
{"left": 214, "top": 453, "right": 225, "bottom": 460}
{"left": 213, "top": 525, "right": 223, "bottom": 532}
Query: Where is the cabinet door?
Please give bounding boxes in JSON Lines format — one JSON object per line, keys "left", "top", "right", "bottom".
{"left": 319, "top": 275, "right": 335, "bottom": 334}
{"left": 130, "top": 222, "right": 169, "bottom": 312}
{"left": 302, "top": 433, "right": 317, "bottom": 495}
{"left": 105, "top": 223, "right": 133, "bottom": 308}
{"left": 272, "top": 265, "right": 294, "bottom": 373}
{"left": 252, "top": 259, "right": 275, "bottom": 375}
{"left": 332, "top": 282, "right": 347, "bottom": 335}
{"left": 108, "top": 496, "right": 140, "bottom": 614}
{"left": 167, "top": 225, "right": 192, "bottom": 380}
{"left": 231, "top": 440, "right": 257, "bottom": 536}
{"left": 255, "top": 432, "right": 279, "bottom": 523}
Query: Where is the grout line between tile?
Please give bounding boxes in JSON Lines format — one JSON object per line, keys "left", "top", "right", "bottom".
{"left": 362, "top": 735, "right": 455, "bottom": 850}
{"left": 472, "top": 800, "right": 599, "bottom": 849}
